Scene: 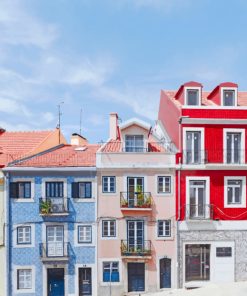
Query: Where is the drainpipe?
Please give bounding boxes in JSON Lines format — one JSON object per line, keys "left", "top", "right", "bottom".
{"left": 4, "top": 172, "right": 9, "bottom": 296}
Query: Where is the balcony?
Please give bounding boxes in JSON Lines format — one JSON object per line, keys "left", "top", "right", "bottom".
{"left": 185, "top": 204, "right": 213, "bottom": 220}
{"left": 182, "top": 149, "right": 246, "bottom": 165}
{"left": 120, "top": 192, "right": 152, "bottom": 211}
{"left": 121, "top": 240, "right": 151, "bottom": 259}
{"left": 39, "top": 242, "right": 70, "bottom": 262}
{"left": 39, "top": 198, "right": 69, "bottom": 216}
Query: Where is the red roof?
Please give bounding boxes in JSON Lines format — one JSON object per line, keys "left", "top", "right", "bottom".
{"left": 11, "top": 144, "right": 100, "bottom": 167}
{"left": 164, "top": 90, "right": 247, "bottom": 107}
{"left": 0, "top": 130, "right": 54, "bottom": 166}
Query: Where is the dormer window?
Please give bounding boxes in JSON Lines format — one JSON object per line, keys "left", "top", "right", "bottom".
{"left": 186, "top": 89, "right": 199, "bottom": 106}
{"left": 125, "top": 135, "right": 144, "bottom": 152}
{"left": 222, "top": 89, "right": 236, "bottom": 106}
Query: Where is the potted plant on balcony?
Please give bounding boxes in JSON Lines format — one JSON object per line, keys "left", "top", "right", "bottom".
{"left": 40, "top": 199, "right": 52, "bottom": 214}
{"left": 143, "top": 195, "right": 152, "bottom": 208}
{"left": 120, "top": 198, "right": 128, "bottom": 208}
{"left": 136, "top": 185, "right": 144, "bottom": 207}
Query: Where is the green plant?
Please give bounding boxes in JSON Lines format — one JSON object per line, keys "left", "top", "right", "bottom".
{"left": 136, "top": 185, "right": 144, "bottom": 206}
{"left": 144, "top": 196, "right": 152, "bottom": 207}
{"left": 40, "top": 200, "right": 51, "bottom": 214}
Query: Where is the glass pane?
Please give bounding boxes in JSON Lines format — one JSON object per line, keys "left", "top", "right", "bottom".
{"left": 223, "top": 90, "right": 235, "bottom": 106}
{"left": 187, "top": 89, "right": 199, "bottom": 105}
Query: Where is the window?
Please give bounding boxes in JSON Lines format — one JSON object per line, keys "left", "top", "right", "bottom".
{"left": 157, "top": 220, "right": 171, "bottom": 237}
{"left": 224, "top": 177, "right": 246, "bottom": 208}
{"left": 17, "top": 227, "right": 31, "bottom": 245}
{"left": 158, "top": 176, "right": 171, "bottom": 194}
{"left": 10, "top": 182, "right": 31, "bottom": 199}
{"left": 103, "top": 262, "right": 119, "bottom": 282}
{"left": 46, "top": 182, "right": 64, "bottom": 197}
{"left": 72, "top": 182, "right": 92, "bottom": 198}
{"left": 223, "top": 90, "right": 235, "bottom": 106}
{"left": 185, "top": 131, "right": 202, "bottom": 164}
{"left": 17, "top": 269, "right": 32, "bottom": 290}
{"left": 227, "top": 179, "right": 242, "bottom": 204}
{"left": 102, "top": 220, "right": 116, "bottom": 237}
{"left": 226, "top": 132, "right": 241, "bottom": 164}
{"left": 78, "top": 225, "right": 92, "bottom": 243}
{"left": 189, "top": 180, "right": 206, "bottom": 219}
{"left": 186, "top": 89, "right": 199, "bottom": 106}
{"left": 102, "top": 177, "right": 115, "bottom": 193}
{"left": 125, "top": 135, "right": 144, "bottom": 152}
{"left": 216, "top": 247, "right": 232, "bottom": 257}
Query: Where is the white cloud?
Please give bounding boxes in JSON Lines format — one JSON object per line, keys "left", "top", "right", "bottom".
{"left": 0, "top": 0, "right": 58, "bottom": 48}
{"left": 42, "top": 112, "right": 56, "bottom": 123}
{"left": 0, "top": 98, "right": 32, "bottom": 117}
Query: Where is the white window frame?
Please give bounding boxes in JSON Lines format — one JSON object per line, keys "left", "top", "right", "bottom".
{"left": 102, "top": 176, "right": 116, "bottom": 194}
{"left": 183, "top": 127, "right": 205, "bottom": 165}
{"left": 101, "top": 220, "right": 117, "bottom": 239}
{"left": 157, "top": 220, "right": 171, "bottom": 238}
{"left": 223, "top": 128, "right": 245, "bottom": 164}
{"left": 220, "top": 87, "right": 238, "bottom": 107}
{"left": 186, "top": 176, "right": 210, "bottom": 219}
{"left": 13, "top": 265, "right": 35, "bottom": 294}
{"left": 12, "top": 178, "right": 35, "bottom": 203}
{"left": 124, "top": 134, "right": 145, "bottom": 152}
{"left": 184, "top": 86, "right": 201, "bottom": 106}
{"left": 99, "top": 258, "right": 122, "bottom": 286}
{"left": 78, "top": 225, "right": 92, "bottom": 244}
{"left": 157, "top": 175, "right": 172, "bottom": 195}
{"left": 13, "top": 224, "right": 35, "bottom": 248}
{"left": 224, "top": 176, "right": 246, "bottom": 208}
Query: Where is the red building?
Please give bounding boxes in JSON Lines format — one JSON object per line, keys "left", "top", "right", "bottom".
{"left": 155, "top": 81, "right": 247, "bottom": 288}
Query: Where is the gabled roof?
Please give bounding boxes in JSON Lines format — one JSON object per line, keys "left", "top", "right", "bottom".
{"left": 119, "top": 118, "right": 151, "bottom": 131}
{"left": 9, "top": 144, "right": 100, "bottom": 168}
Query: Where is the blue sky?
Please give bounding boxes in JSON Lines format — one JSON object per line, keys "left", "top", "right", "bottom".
{"left": 0, "top": 0, "right": 247, "bottom": 143}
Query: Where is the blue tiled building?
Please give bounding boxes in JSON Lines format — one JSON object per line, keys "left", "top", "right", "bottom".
{"left": 5, "top": 141, "right": 99, "bottom": 296}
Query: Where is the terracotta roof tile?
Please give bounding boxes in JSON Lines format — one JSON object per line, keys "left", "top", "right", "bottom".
{"left": 12, "top": 144, "right": 100, "bottom": 167}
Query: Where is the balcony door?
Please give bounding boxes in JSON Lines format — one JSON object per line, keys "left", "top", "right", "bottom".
{"left": 127, "top": 220, "right": 144, "bottom": 252}
{"left": 226, "top": 132, "right": 241, "bottom": 164}
{"left": 127, "top": 177, "right": 144, "bottom": 207}
{"left": 47, "top": 226, "right": 64, "bottom": 257}
{"left": 186, "top": 131, "right": 201, "bottom": 164}
{"left": 189, "top": 181, "right": 206, "bottom": 219}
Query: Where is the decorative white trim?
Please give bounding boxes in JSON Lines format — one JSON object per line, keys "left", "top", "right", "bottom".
{"left": 224, "top": 176, "right": 246, "bottom": 208}
{"left": 42, "top": 222, "right": 68, "bottom": 244}
{"left": 184, "top": 86, "right": 201, "bottom": 106}
{"left": 220, "top": 87, "right": 238, "bottom": 107}
{"left": 183, "top": 127, "right": 205, "bottom": 164}
{"left": 99, "top": 258, "right": 122, "bottom": 286}
{"left": 13, "top": 265, "right": 35, "bottom": 294}
{"left": 155, "top": 219, "right": 173, "bottom": 241}
{"left": 74, "top": 264, "right": 97, "bottom": 296}
{"left": 223, "top": 128, "right": 245, "bottom": 164}
{"left": 119, "top": 118, "right": 150, "bottom": 131}
{"left": 155, "top": 174, "right": 173, "bottom": 196}
{"left": 74, "top": 223, "right": 96, "bottom": 246}
{"left": 185, "top": 176, "right": 210, "bottom": 219}
{"left": 73, "top": 177, "right": 96, "bottom": 202}
{"left": 12, "top": 178, "right": 35, "bottom": 202}
{"left": 100, "top": 219, "right": 118, "bottom": 240}
{"left": 13, "top": 224, "right": 35, "bottom": 248}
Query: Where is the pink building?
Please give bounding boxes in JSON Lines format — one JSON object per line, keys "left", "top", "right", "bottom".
{"left": 96, "top": 113, "right": 177, "bottom": 295}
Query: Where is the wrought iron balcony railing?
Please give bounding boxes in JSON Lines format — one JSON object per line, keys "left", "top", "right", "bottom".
{"left": 120, "top": 192, "right": 152, "bottom": 209}
{"left": 39, "top": 197, "right": 69, "bottom": 215}
{"left": 39, "top": 242, "right": 70, "bottom": 260}
{"left": 186, "top": 204, "right": 213, "bottom": 220}
{"left": 121, "top": 240, "right": 151, "bottom": 257}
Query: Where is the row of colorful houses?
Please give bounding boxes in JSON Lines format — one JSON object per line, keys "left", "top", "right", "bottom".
{"left": 1, "top": 81, "right": 247, "bottom": 296}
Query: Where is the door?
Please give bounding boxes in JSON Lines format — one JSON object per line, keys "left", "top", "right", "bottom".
{"left": 186, "top": 131, "right": 201, "bottom": 164}
{"left": 128, "top": 263, "right": 145, "bottom": 292}
{"left": 48, "top": 268, "right": 64, "bottom": 296}
{"left": 189, "top": 181, "right": 206, "bottom": 219}
{"left": 47, "top": 226, "right": 64, "bottom": 257}
{"left": 127, "top": 220, "right": 144, "bottom": 252}
{"left": 226, "top": 132, "right": 241, "bottom": 163}
{"left": 160, "top": 258, "right": 171, "bottom": 288}
{"left": 185, "top": 244, "right": 210, "bottom": 282}
{"left": 127, "top": 177, "right": 144, "bottom": 207}
{"left": 79, "top": 268, "right": 92, "bottom": 296}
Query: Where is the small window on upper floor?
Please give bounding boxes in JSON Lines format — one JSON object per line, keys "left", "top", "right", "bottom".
{"left": 186, "top": 89, "right": 199, "bottom": 106}
{"left": 223, "top": 90, "right": 236, "bottom": 106}
{"left": 125, "top": 135, "right": 144, "bottom": 152}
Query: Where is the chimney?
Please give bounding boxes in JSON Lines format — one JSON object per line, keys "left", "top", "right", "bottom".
{"left": 71, "top": 133, "right": 88, "bottom": 146}
{"left": 109, "top": 113, "right": 118, "bottom": 140}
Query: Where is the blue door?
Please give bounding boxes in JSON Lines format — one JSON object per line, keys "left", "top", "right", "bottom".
{"left": 48, "top": 268, "right": 65, "bottom": 296}
{"left": 160, "top": 258, "right": 171, "bottom": 288}
{"left": 128, "top": 263, "right": 145, "bottom": 292}
{"left": 79, "top": 268, "right": 92, "bottom": 295}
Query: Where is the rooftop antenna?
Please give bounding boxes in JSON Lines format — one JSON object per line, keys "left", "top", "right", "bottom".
{"left": 57, "top": 101, "right": 64, "bottom": 144}
{"left": 79, "top": 108, "right": 82, "bottom": 135}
